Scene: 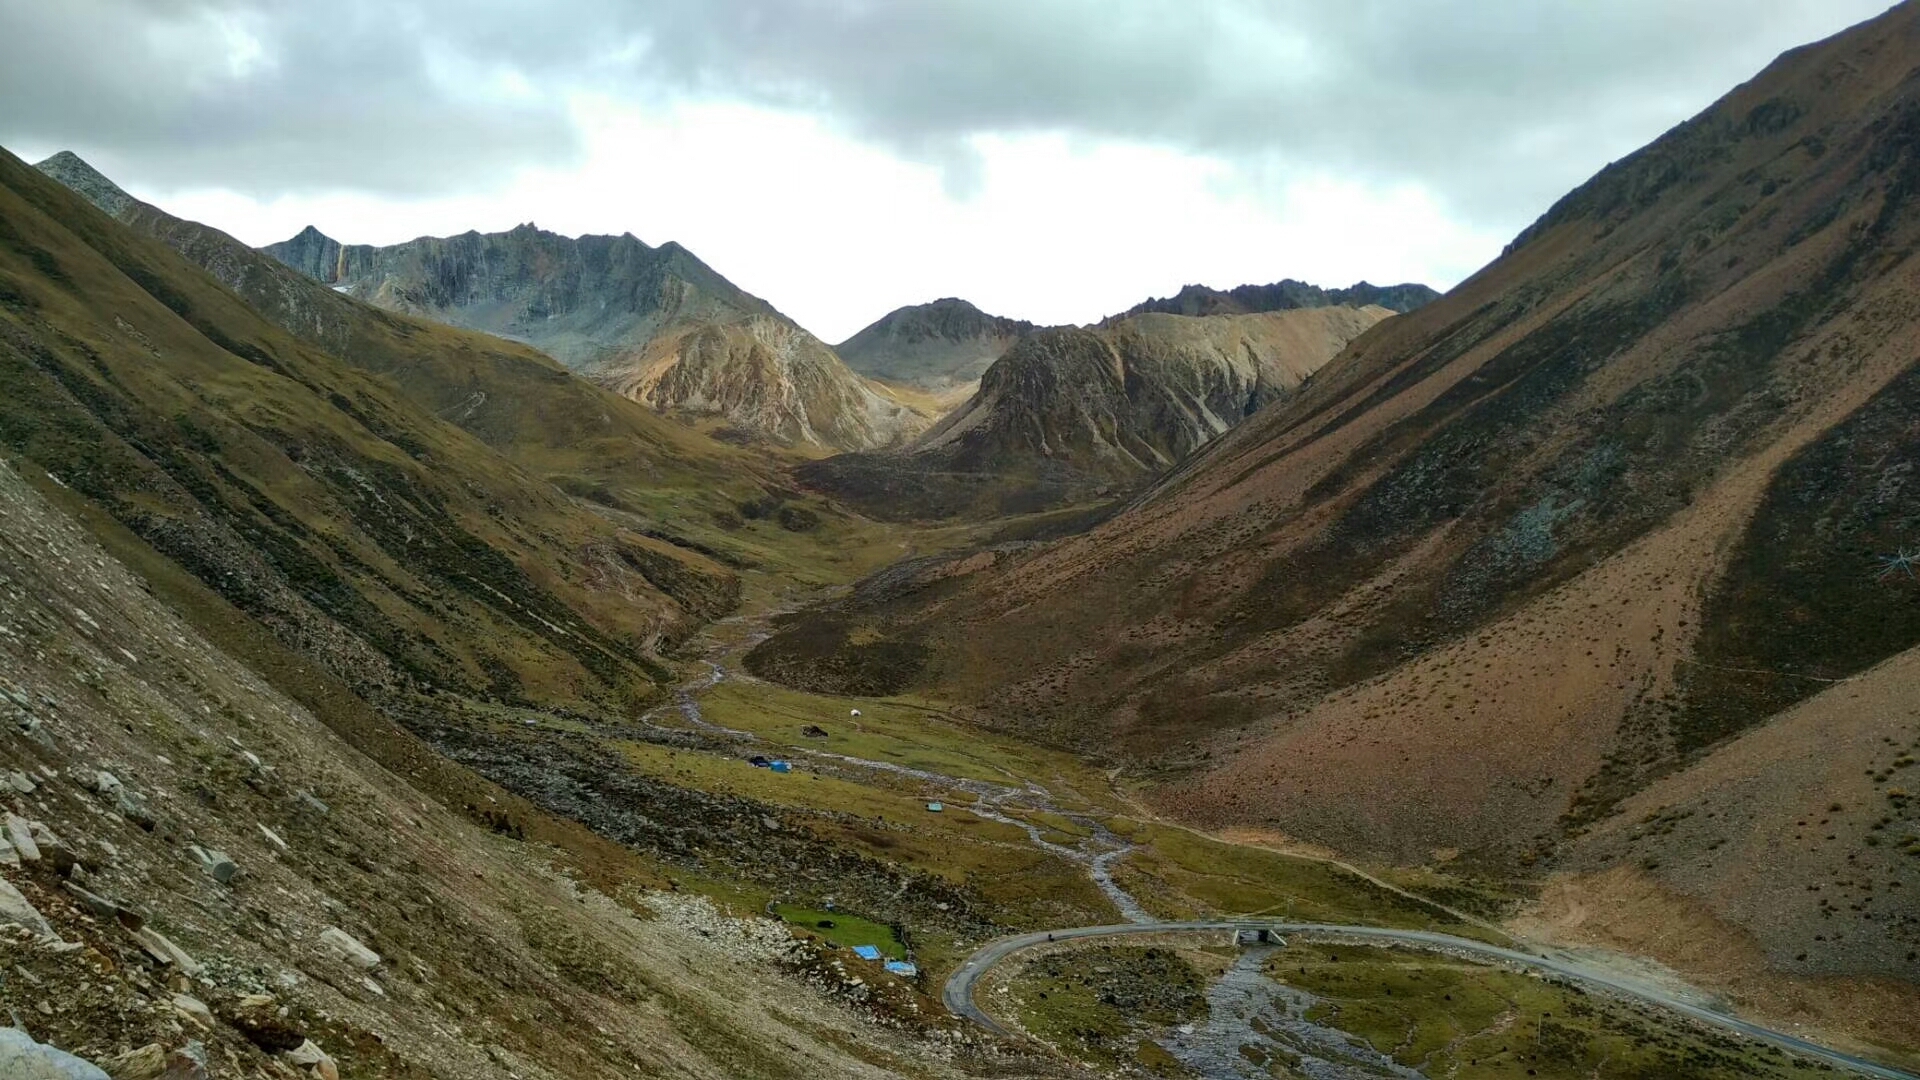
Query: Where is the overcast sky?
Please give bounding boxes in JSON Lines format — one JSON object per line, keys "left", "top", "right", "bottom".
{"left": 0, "top": 1, "right": 1895, "bottom": 341}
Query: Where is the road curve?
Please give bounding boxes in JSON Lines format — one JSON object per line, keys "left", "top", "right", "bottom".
{"left": 943, "top": 921, "right": 1918, "bottom": 1080}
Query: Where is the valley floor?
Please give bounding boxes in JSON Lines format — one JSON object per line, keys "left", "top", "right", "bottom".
{"left": 3, "top": 452, "right": 1913, "bottom": 1079}
{"left": 557, "top": 586, "right": 1920, "bottom": 1078}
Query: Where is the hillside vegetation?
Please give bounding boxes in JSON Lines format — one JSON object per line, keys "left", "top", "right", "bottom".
{"left": 753, "top": 3, "right": 1920, "bottom": 1045}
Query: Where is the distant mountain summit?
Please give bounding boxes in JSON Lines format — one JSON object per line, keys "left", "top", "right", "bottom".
{"left": 802, "top": 304, "right": 1393, "bottom": 519}
{"left": 1119, "top": 279, "right": 1440, "bottom": 319}
{"left": 836, "top": 298, "right": 1036, "bottom": 392}
{"left": 33, "top": 150, "right": 137, "bottom": 218}
{"left": 261, "top": 223, "right": 928, "bottom": 451}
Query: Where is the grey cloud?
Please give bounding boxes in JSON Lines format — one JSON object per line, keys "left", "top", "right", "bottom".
{"left": 0, "top": 0, "right": 1896, "bottom": 225}
{"left": 0, "top": 0, "right": 579, "bottom": 195}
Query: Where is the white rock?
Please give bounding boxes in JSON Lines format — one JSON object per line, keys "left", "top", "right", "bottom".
{"left": 169, "top": 994, "right": 213, "bottom": 1029}
{"left": 99, "top": 1043, "right": 165, "bottom": 1080}
{"left": 29, "top": 824, "right": 74, "bottom": 873}
{"left": 132, "top": 927, "right": 203, "bottom": 976}
{"left": 256, "top": 824, "right": 287, "bottom": 851}
{"left": 0, "top": 1027, "right": 110, "bottom": 1079}
{"left": 283, "top": 1039, "right": 338, "bottom": 1080}
{"left": 5, "top": 771, "right": 33, "bottom": 794}
{"left": 317, "top": 927, "right": 381, "bottom": 970}
{"left": 0, "top": 876, "right": 54, "bottom": 937}
{"left": 5, "top": 815, "right": 40, "bottom": 862}
{"left": 109, "top": 1041, "right": 207, "bottom": 1080}
{"left": 89, "top": 771, "right": 122, "bottom": 797}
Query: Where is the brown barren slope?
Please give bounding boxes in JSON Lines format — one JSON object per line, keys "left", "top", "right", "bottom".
{"left": 755, "top": 0, "right": 1920, "bottom": 1021}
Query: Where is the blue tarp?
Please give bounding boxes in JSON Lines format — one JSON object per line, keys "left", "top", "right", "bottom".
{"left": 769, "top": 760, "right": 793, "bottom": 773}
{"left": 884, "top": 961, "right": 918, "bottom": 976}
{"left": 851, "top": 945, "right": 883, "bottom": 961}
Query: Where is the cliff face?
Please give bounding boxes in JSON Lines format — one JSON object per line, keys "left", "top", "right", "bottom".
{"left": 262, "top": 223, "right": 927, "bottom": 451}
{"left": 835, "top": 297, "right": 1036, "bottom": 392}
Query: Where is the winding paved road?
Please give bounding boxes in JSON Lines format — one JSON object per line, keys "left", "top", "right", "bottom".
{"left": 943, "top": 921, "right": 1919, "bottom": 1080}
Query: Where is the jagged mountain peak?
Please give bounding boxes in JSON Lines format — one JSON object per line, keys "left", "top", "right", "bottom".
{"left": 259, "top": 220, "right": 927, "bottom": 450}
{"left": 33, "top": 150, "right": 136, "bottom": 218}
{"left": 1117, "top": 278, "right": 1440, "bottom": 320}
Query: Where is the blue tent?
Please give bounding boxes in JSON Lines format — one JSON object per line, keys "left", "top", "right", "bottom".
{"left": 851, "top": 945, "right": 883, "bottom": 961}
{"left": 884, "top": 961, "right": 918, "bottom": 977}
{"left": 769, "top": 760, "right": 793, "bottom": 774}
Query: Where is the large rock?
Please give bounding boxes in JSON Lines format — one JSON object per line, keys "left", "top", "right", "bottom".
{"left": 0, "top": 1027, "right": 110, "bottom": 1079}
{"left": 0, "top": 876, "right": 54, "bottom": 937}
{"left": 186, "top": 846, "right": 237, "bottom": 885}
{"left": 317, "top": 927, "right": 381, "bottom": 970}
{"left": 31, "top": 823, "right": 76, "bottom": 874}
{"left": 114, "top": 789, "right": 156, "bottom": 831}
{"left": 5, "top": 814, "right": 41, "bottom": 862}
{"left": 168, "top": 995, "right": 212, "bottom": 1030}
{"left": 102, "top": 1041, "right": 206, "bottom": 1080}
{"left": 283, "top": 1039, "right": 339, "bottom": 1080}
{"left": 131, "top": 927, "right": 203, "bottom": 976}
{"left": 62, "top": 881, "right": 140, "bottom": 928}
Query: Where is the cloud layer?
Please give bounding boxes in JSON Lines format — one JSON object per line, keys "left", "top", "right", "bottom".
{"left": 2, "top": 0, "right": 1893, "bottom": 223}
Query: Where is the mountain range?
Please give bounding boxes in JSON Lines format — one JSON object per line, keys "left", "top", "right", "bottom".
{"left": 6, "top": 4, "right": 1920, "bottom": 1074}
{"left": 261, "top": 220, "right": 930, "bottom": 452}
{"left": 803, "top": 304, "right": 1394, "bottom": 519}
{"left": 1117, "top": 278, "right": 1440, "bottom": 319}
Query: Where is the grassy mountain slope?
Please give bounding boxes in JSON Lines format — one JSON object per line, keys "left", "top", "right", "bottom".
{"left": 799, "top": 305, "right": 1390, "bottom": 520}
{"left": 0, "top": 451, "right": 1015, "bottom": 1080}
{"left": 31, "top": 151, "right": 907, "bottom": 602}
{"left": 753, "top": 0, "right": 1920, "bottom": 997}
{"left": 0, "top": 146, "right": 722, "bottom": 711}
{"left": 2, "top": 145, "right": 1125, "bottom": 1075}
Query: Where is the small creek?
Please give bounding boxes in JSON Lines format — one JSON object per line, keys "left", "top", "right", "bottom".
{"left": 1160, "top": 946, "right": 1424, "bottom": 1080}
